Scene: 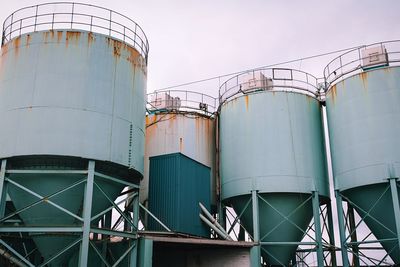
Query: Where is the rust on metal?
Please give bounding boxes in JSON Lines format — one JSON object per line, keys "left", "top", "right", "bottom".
{"left": 359, "top": 72, "right": 368, "bottom": 89}
{"left": 330, "top": 84, "right": 337, "bottom": 104}
{"left": 66, "top": 31, "right": 81, "bottom": 47}
{"left": 87, "top": 32, "right": 95, "bottom": 45}
{"left": 244, "top": 95, "right": 249, "bottom": 111}
{"left": 13, "top": 37, "right": 21, "bottom": 57}
{"left": 179, "top": 137, "right": 183, "bottom": 152}
{"left": 57, "top": 31, "right": 63, "bottom": 43}
{"left": 25, "top": 34, "right": 32, "bottom": 46}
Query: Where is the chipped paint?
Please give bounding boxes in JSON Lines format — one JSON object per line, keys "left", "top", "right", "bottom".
{"left": 87, "top": 32, "right": 95, "bottom": 45}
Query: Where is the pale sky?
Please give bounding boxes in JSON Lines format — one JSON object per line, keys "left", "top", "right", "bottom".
{"left": 1, "top": 0, "right": 399, "bottom": 97}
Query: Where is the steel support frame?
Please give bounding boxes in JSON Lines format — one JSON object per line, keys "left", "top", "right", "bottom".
{"left": 227, "top": 191, "right": 335, "bottom": 267}
{"left": 335, "top": 178, "right": 400, "bottom": 267}
{"left": 0, "top": 158, "right": 140, "bottom": 267}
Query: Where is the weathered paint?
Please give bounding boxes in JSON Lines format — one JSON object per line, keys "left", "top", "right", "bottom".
{"left": 219, "top": 90, "right": 329, "bottom": 265}
{"left": 0, "top": 30, "right": 147, "bottom": 173}
{"left": 326, "top": 67, "right": 400, "bottom": 263}
{"left": 220, "top": 91, "right": 329, "bottom": 199}
{"left": 142, "top": 113, "right": 216, "bottom": 206}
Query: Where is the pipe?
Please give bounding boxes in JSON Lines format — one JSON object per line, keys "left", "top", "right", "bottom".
{"left": 199, "top": 202, "right": 231, "bottom": 240}
{"left": 0, "top": 247, "right": 27, "bottom": 267}
{"left": 199, "top": 213, "right": 232, "bottom": 241}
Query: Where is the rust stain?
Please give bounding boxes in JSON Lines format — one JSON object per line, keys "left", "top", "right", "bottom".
{"left": 244, "top": 95, "right": 249, "bottom": 111}
{"left": 50, "top": 30, "right": 55, "bottom": 39}
{"left": 13, "top": 37, "right": 21, "bottom": 56}
{"left": 179, "top": 137, "right": 183, "bottom": 152}
{"left": 330, "top": 84, "right": 337, "bottom": 104}
{"left": 25, "top": 34, "right": 32, "bottom": 46}
{"left": 66, "top": 31, "right": 81, "bottom": 47}
{"left": 57, "top": 31, "right": 63, "bottom": 43}
{"left": 87, "top": 32, "right": 95, "bottom": 45}
{"left": 360, "top": 72, "right": 368, "bottom": 89}
{"left": 43, "top": 31, "right": 50, "bottom": 43}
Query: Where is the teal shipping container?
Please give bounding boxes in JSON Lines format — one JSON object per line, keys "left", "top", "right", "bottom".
{"left": 148, "top": 153, "right": 211, "bottom": 237}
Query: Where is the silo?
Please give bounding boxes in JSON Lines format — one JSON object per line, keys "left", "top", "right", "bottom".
{"left": 219, "top": 68, "right": 332, "bottom": 266}
{"left": 143, "top": 90, "right": 216, "bottom": 237}
{"left": 324, "top": 41, "right": 400, "bottom": 266}
{"left": 0, "top": 3, "right": 148, "bottom": 266}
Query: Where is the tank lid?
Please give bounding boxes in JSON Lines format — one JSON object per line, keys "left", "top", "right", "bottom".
{"left": 323, "top": 40, "right": 400, "bottom": 89}
{"left": 1, "top": 2, "right": 149, "bottom": 63}
{"left": 219, "top": 68, "right": 319, "bottom": 104}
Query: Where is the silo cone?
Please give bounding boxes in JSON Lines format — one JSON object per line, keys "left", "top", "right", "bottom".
{"left": 7, "top": 169, "right": 125, "bottom": 265}
{"left": 231, "top": 194, "right": 313, "bottom": 265}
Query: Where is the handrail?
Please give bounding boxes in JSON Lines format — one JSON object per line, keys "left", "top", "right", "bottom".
{"left": 147, "top": 89, "right": 218, "bottom": 116}
{"left": 219, "top": 68, "right": 320, "bottom": 104}
{"left": 1, "top": 2, "right": 149, "bottom": 63}
{"left": 323, "top": 40, "right": 400, "bottom": 89}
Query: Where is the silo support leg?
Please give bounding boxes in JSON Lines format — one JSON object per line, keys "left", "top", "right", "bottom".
{"left": 251, "top": 190, "right": 261, "bottom": 267}
{"left": 130, "top": 192, "right": 139, "bottom": 266}
{"left": 312, "top": 191, "right": 324, "bottom": 267}
{"left": 335, "top": 190, "right": 349, "bottom": 267}
{"left": 389, "top": 178, "right": 400, "bottom": 252}
{"left": 326, "top": 203, "right": 337, "bottom": 267}
{"left": 79, "top": 160, "right": 95, "bottom": 267}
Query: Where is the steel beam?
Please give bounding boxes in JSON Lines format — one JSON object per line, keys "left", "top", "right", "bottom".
{"left": 335, "top": 190, "right": 349, "bottom": 267}
{"left": 0, "top": 239, "right": 35, "bottom": 267}
{"left": 94, "top": 171, "right": 139, "bottom": 188}
{"left": 251, "top": 190, "right": 260, "bottom": 266}
{"left": 389, "top": 178, "right": 400, "bottom": 253}
{"left": 312, "top": 191, "right": 324, "bottom": 267}
{"left": 0, "top": 226, "right": 82, "bottom": 232}
{"left": 0, "top": 160, "right": 7, "bottom": 218}
{"left": 326, "top": 203, "right": 337, "bottom": 267}
{"left": 79, "top": 160, "right": 95, "bottom": 267}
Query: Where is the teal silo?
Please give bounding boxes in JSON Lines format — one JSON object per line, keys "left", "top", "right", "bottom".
{"left": 219, "top": 68, "right": 332, "bottom": 266}
{"left": 325, "top": 41, "right": 400, "bottom": 266}
{"left": 0, "top": 3, "right": 148, "bottom": 266}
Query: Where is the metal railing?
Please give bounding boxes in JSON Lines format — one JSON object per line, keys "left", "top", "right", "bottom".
{"left": 147, "top": 90, "right": 218, "bottom": 116}
{"left": 323, "top": 40, "right": 400, "bottom": 89}
{"left": 1, "top": 2, "right": 149, "bottom": 63}
{"left": 219, "top": 68, "right": 320, "bottom": 104}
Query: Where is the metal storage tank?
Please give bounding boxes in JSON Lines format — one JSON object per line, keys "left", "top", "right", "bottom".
{"left": 324, "top": 41, "right": 400, "bottom": 266}
{"left": 143, "top": 90, "right": 216, "bottom": 236}
{"left": 219, "top": 68, "right": 332, "bottom": 266}
{"left": 0, "top": 3, "right": 148, "bottom": 267}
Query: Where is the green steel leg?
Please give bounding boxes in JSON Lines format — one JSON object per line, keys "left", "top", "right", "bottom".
{"left": 312, "top": 191, "right": 324, "bottom": 267}
{"left": 389, "top": 178, "right": 400, "bottom": 252}
{"left": 79, "top": 160, "right": 95, "bottom": 267}
{"left": 138, "top": 238, "right": 153, "bottom": 267}
{"left": 130, "top": 191, "right": 139, "bottom": 267}
{"left": 0, "top": 160, "right": 7, "bottom": 218}
{"left": 335, "top": 190, "right": 349, "bottom": 267}
{"left": 327, "top": 203, "right": 337, "bottom": 267}
{"left": 251, "top": 190, "right": 260, "bottom": 267}
{"left": 218, "top": 202, "right": 226, "bottom": 230}
{"left": 348, "top": 205, "right": 360, "bottom": 267}
{"left": 101, "top": 211, "right": 112, "bottom": 267}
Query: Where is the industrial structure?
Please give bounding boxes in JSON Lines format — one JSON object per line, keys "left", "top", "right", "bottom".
{"left": 0, "top": 2, "right": 399, "bottom": 267}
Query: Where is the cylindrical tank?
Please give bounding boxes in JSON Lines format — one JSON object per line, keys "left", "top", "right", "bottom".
{"left": 325, "top": 41, "right": 400, "bottom": 264}
{"left": 0, "top": 3, "right": 148, "bottom": 265}
{"left": 219, "top": 68, "right": 329, "bottom": 265}
{"left": 142, "top": 90, "right": 216, "bottom": 236}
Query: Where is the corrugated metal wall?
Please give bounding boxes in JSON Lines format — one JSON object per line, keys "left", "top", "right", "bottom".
{"left": 148, "top": 153, "right": 211, "bottom": 237}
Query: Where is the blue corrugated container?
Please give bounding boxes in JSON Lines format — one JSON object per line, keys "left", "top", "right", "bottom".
{"left": 148, "top": 153, "right": 211, "bottom": 237}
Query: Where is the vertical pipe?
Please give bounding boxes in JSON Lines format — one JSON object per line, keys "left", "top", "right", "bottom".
{"left": 335, "top": 190, "right": 349, "bottom": 267}
{"left": 251, "top": 190, "right": 260, "bottom": 267}
{"left": 79, "top": 160, "right": 95, "bottom": 267}
{"left": 312, "top": 191, "right": 324, "bottom": 267}
{"left": 326, "top": 203, "right": 337, "bottom": 267}
{"left": 389, "top": 178, "right": 400, "bottom": 252}
{"left": 0, "top": 159, "right": 7, "bottom": 218}
{"left": 348, "top": 205, "right": 360, "bottom": 267}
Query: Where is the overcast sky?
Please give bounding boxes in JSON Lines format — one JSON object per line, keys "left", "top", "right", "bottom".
{"left": 1, "top": 0, "right": 399, "bottom": 97}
